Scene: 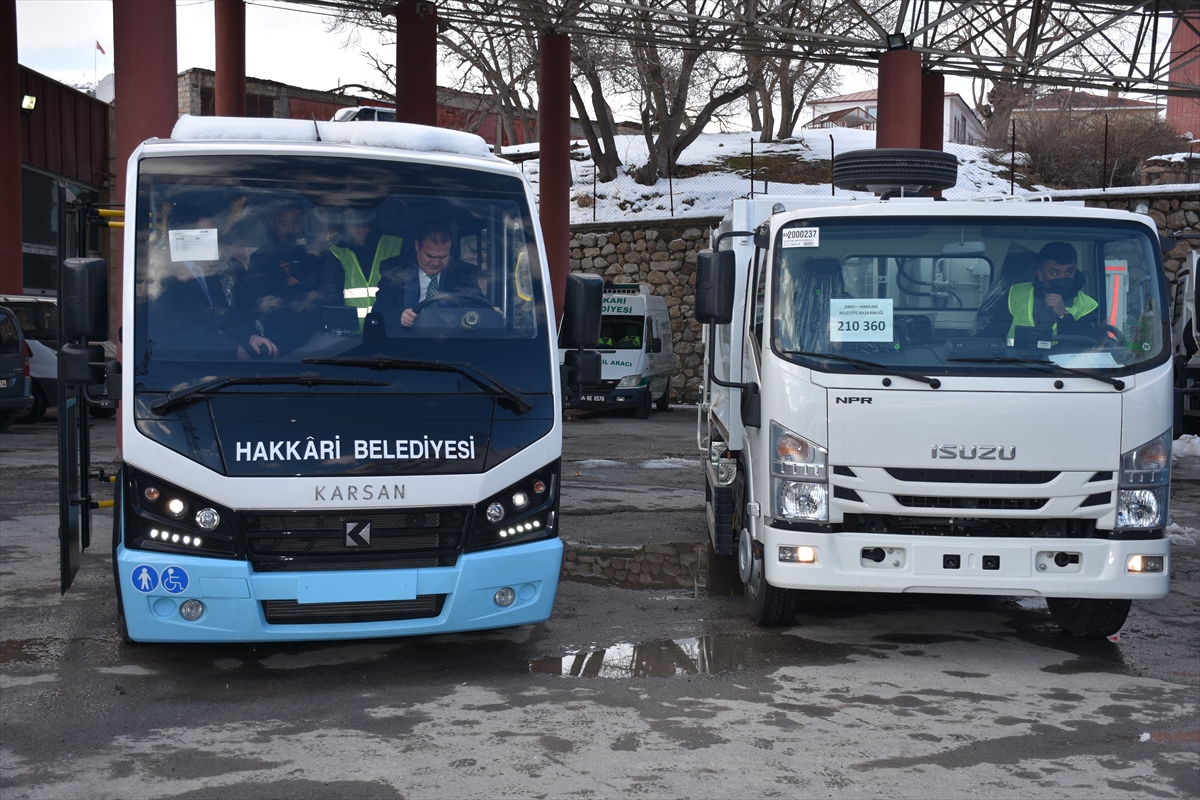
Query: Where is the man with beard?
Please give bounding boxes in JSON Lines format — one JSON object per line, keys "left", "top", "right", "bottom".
{"left": 997, "top": 241, "right": 1099, "bottom": 348}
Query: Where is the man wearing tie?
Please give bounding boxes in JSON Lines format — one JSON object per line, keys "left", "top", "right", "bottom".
{"left": 374, "top": 220, "right": 484, "bottom": 330}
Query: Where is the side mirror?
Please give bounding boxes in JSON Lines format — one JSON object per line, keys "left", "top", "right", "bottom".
{"left": 1161, "top": 234, "right": 1177, "bottom": 254}
{"left": 561, "top": 273, "right": 604, "bottom": 348}
{"left": 695, "top": 249, "right": 736, "bottom": 324}
{"left": 58, "top": 343, "right": 106, "bottom": 387}
{"left": 563, "top": 349, "right": 601, "bottom": 388}
{"left": 649, "top": 337, "right": 662, "bottom": 354}
{"left": 753, "top": 225, "right": 770, "bottom": 250}
{"left": 61, "top": 258, "right": 108, "bottom": 342}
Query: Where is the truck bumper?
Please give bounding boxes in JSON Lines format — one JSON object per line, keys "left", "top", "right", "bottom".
{"left": 762, "top": 528, "right": 1170, "bottom": 599}
{"left": 116, "top": 538, "right": 563, "bottom": 642}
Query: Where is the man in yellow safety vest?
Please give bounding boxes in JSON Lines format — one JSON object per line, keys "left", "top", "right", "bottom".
{"left": 328, "top": 209, "right": 404, "bottom": 329}
{"left": 1001, "top": 242, "right": 1099, "bottom": 348}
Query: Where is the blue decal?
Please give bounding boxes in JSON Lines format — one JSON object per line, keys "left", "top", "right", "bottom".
{"left": 160, "top": 566, "right": 189, "bottom": 594}
{"left": 131, "top": 565, "right": 159, "bottom": 593}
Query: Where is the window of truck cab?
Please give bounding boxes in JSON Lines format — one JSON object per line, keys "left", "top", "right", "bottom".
{"left": 769, "top": 216, "right": 1169, "bottom": 376}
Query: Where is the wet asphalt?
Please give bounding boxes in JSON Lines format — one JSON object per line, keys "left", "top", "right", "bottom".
{"left": 0, "top": 409, "right": 1197, "bottom": 799}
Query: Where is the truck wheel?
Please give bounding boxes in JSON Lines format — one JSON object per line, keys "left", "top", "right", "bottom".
{"left": 655, "top": 388, "right": 670, "bottom": 412}
{"left": 832, "top": 148, "right": 959, "bottom": 193}
{"left": 1046, "top": 597, "right": 1131, "bottom": 638}
{"left": 15, "top": 386, "right": 46, "bottom": 425}
{"left": 634, "top": 390, "right": 651, "bottom": 419}
{"left": 743, "top": 535, "right": 800, "bottom": 626}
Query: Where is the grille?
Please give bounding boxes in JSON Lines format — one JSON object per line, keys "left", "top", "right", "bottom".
{"left": 244, "top": 508, "right": 468, "bottom": 573}
{"left": 1080, "top": 492, "right": 1112, "bottom": 508}
{"left": 886, "top": 468, "right": 1059, "bottom": 485}
{"left": 841, "top": 513, "right": 1097, "bottom": 538}
{"left": 262, "top": 595, "right": 445, "bottom": 625}
{"left": 895, "top": 495, "right": 1047, "bottom": 511}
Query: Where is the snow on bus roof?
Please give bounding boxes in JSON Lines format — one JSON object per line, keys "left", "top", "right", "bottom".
{"left": 169, "top": 115, "right": 494, "bottom": 160}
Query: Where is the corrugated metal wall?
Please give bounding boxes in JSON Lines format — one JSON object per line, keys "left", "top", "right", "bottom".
{"left": 19, "top": 65, "right": 109, "bottom": 189}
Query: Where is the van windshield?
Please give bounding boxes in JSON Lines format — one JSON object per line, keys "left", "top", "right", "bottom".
{"left": 132, "top": 154, "right": 551, "bottom": 398}
{"left": 770, "top": 216, "right": 1169, "bottom": 376}
{"left": 599, "top": 316, "right": 646, "bottom": 349}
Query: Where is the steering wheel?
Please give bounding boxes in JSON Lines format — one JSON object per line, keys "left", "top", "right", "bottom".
{"left": 1098, "top": 323, "right": 1125, "bottom": 345}
{"left": 411, "top": 292, "right": 492, "bottom": 314}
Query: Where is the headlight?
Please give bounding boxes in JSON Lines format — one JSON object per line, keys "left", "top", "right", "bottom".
{"left": 466, "top": 462, "right": 559, "bottom": 552}
{"left": 770, "top": 422, "right": 827, "bottom": 521}
{"left": 1116, "top": 431, "right": 1171, "bottom": 530}
{"left": 126, "top": 467, "right": 237, "bottom": 556}
{"left": 617, "top": 375, "right": 643, "bottom": 388}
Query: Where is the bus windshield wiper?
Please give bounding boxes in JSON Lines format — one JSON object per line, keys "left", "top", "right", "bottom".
{"left": 302, "top": 355, "right": 533, "bottom": 415}
{"left": 782, "top": 350, "right": 942, "bottom": 388}
{"left": 946, "top": 356, "right": 1125, "bottom": 390}
{"left": 150, "top": 373, "right": 388, "bottom": 415}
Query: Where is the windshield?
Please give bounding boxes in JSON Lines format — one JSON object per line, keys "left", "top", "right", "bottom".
{"left": 132, "top": 154, "right": 550, "bottom": 399}
{"left": 599, "top": 315, "right": 646, "bottom": 349}
{"left": 769, "top": 216, "right": 1169, "bottom": 375}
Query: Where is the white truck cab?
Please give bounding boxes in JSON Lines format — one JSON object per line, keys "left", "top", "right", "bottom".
{"left": 696, "top": 149, "right": 1173, "bottom": 638}
{"left": 562, "top": 284, "right": 674, "bottom": 418}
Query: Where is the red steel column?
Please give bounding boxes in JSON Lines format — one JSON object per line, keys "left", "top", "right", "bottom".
{"left": 539, "top": 32, "right": 570, "bottom": 322}
{"left": 920, "top": 71, "right": 945, "bottom": 151}
{"left": 0, "top": 0, "right": 22, "bottom": 294}
{"left": 214, "top": 0, "right": 246, "bottom": 117}
{"left": 395, "top": 1, "right": 438, "bottom": 125}
{"left": 875, "top": 48, "right": 922, "bottom": 148}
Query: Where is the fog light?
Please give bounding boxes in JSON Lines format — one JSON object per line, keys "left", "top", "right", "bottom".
{"left": 195, "top": 507, "right": 220, "bottom": 530}
{"left": 494, "top": 587, "right": 515, "bottom": 607}
{"left": 166, "top": 498, "right": 187, "bottom": 518}
{"left": 1127, "top": 554, "right": 1164, "bottom": 573}
{"left": 779, "top": 545, "right": 818, "bottom": 563}
{"left": 487, "top": 502, "right": 505, "bottom": 523}
{"left": 144, "top": 487, "right": 160, "bottom": 502}
{"left": 179, "top": 599, "right": 205, "bottom": 621}
{"left": 512, "top": 491, "right": 529, "bottom": 509}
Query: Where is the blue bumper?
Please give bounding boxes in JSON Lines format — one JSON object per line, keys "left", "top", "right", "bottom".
{"left": 116, "top": 538, "right": 563, "bottom": 643}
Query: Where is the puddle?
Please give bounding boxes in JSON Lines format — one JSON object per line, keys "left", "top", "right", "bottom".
{"left": 529, "top": 632, "right": 865, "bottom": 678}
{"left": 0, "top": 638, "right": 56, "bottom": 664}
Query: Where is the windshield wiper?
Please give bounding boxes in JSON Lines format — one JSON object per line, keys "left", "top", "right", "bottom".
{"left": 150, "top": 373, "right": 388, "bottom": 415}
{"left": 302, "top": 355, "right": 533, "bottom": 415}
{"left": 945, "top": 357, "right": 1125, "bottom": 390}
{"left": 782, "top": 350, "right": 942, "bottom": 388}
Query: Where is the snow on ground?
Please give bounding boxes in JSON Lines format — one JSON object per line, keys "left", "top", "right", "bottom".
{"left": 1173, "top": 434, "right": 1200, "bottom": 460}
{"left": 509, "top": 129, "right": 1043, "bottom": 225}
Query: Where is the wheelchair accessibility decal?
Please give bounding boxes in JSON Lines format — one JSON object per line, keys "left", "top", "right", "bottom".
{"left": 130, "top": 565, "right": 189, "bottom": 594}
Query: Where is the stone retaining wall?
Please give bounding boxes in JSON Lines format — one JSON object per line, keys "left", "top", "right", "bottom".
{"left": 561, "top": 541, "right": 707, "bottom": 590}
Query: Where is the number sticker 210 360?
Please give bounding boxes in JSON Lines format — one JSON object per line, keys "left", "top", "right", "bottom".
{"left": 829, "top": 299, "right": 893, "bottom": 342}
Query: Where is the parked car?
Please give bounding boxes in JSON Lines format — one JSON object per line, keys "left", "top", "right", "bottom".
{"left": 0, "top": 294, "right": 115, "bottom": 422}
{"left": 0, "top": 306, "right": 33, "bottom": 430}
{"left": 331, "top": 106, "right": 396, "bottom": 123}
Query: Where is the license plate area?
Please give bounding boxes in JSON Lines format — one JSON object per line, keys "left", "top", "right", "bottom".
{"left": 913, "top": 544, "right": 1031, "bottom": 577}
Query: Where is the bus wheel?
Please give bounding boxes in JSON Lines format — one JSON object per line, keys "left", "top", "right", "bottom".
{"left": 743, "top": 535, "right": 799, "bottom": 626}
{"left": 1046, "top": 597, "right": 1131, "bottom": 638}
{"left": 634, "top": 390, "right": 651, "bottom": 419}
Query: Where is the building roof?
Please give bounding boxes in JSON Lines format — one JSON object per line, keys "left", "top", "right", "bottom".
{"left": 808, "top": 89, "right": 965, "bottom": 107}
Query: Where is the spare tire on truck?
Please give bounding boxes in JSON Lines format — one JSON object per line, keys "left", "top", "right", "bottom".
{"left": 832, "top": 148, "right": 959, "bottom": 194}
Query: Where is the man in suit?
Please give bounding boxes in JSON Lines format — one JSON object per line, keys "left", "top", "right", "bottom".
{"left": 373, "top": 220, "right": 485, "bottom": 330}
{"left": 146, "top": 203, "right": 265, "bottom": 359}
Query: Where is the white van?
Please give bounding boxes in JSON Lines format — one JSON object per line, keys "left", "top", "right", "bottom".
{"left": 562, "top": 284, "right": 674, "bottom": 418}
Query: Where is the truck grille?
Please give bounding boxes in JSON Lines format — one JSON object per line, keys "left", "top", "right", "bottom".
{"left": 243, "top": 508, "right": 468, "bottom": 573}
{"left": 841, "top": 513, "right": 1097, "bottom": 538}
{"left": 895, "top": 495, "right": 1047, "bottom": 511}
{"left": 885, "top": 468, "right": 1060, "bottom": 485}
{"left": 262, "top": 595, "right": 445, "bottom": 625}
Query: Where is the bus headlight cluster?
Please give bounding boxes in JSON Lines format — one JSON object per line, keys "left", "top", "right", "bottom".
{"left": 467, "top": 464, "right": 559, "bottom": 552}
{"left": 148, "top": 528, "right": 203, "bottom": 547}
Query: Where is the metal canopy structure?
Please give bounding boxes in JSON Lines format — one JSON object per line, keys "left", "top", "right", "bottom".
{"left": 298, "top": 0, "right": 1200, "bottom": 97}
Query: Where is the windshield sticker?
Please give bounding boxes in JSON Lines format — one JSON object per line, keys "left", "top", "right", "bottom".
{"left": 1049, "top": 352, "right": 1120, "bottom": 369}
{"left": 781, "top": 228, "right": 819, "bottom": 248}
{"left": 168, "top": 228, "right": 219, "bottom": 262}
{"left": 829, "top": 299, "right": 893, "bottom": 342}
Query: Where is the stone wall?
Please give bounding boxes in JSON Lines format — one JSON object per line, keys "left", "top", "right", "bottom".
{"left": 568, "top": 191, "right": 1198, "bottom": 405}
{"left": 561, "top": 541, "right": 708, "bottom": 590}
{"left": 569, "top": 220, "right": 719, "bottom": 404}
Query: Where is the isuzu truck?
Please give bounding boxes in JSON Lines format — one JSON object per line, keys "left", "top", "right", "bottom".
{"left": 696, "top": 149, "right": 1173, "bottom": 638}
{"left": 58, "top": 116, "right": 600, "bottom": 643}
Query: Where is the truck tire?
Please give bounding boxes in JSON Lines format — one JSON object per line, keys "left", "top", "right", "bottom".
{"left": 1046, "top": 597, "right": 1131, "bottom": 638}
{"left": 832, "top": 148, "right": 959, "bottom": 193}
{"left": 15, "top": 385, "right": 47, "bottom": 425}
{"left": 634, "top": 389, "right": 651, "bottom": 419}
